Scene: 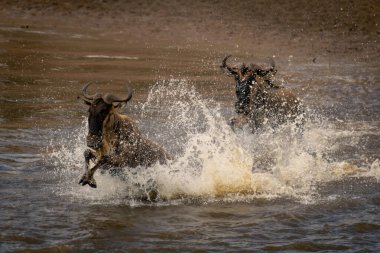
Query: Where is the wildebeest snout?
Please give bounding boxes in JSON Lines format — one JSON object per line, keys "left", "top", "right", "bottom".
{"left": 86, "top": 134, "right": 102, "bottom": 149}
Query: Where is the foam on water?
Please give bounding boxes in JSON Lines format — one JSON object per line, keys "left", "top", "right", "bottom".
{"left": 47, "top": 79, "right": 379, "bottom": 206}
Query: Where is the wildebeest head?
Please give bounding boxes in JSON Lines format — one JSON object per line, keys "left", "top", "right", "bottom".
{"left": 79, "top": 84, "right": 133, "bottom": 150}
{"left": 249, "top": 58, "right": 277, "bottom": 78}
{"left": 240, "top": 63, "right": 249, "bottom": 75}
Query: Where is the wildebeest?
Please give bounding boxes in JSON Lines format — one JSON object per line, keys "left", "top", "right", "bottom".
{"left": 220, "top": 55, "right": 277, "bottom": 116}
{"left": 78, "top": 84, "right": 172, "bottom": 188}
{"left": 221, "top": 55, "right": 303, "bottom": 131}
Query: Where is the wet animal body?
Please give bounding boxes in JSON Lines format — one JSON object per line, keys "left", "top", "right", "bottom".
{"left": 221, "top": 55, "right": 303, "bottom": 131}
{"left": 78, "top": 84, "right": 171, "bottom": 188}
{"left": 248, "top": 80, "right": 304, "bottom": 130}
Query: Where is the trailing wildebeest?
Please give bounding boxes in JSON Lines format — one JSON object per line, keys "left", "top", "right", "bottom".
{"left": 220, "top": 55, "right": 303, "bottom": 131}
{"left": 78, "top": 84, "right": 172, "bottom": 188}
{"left": 220, "top": 55, "right": 277, "bottom": 116}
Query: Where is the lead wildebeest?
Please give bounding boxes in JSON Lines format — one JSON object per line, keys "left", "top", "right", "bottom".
{"left": 220, "top": 55, "right": 303, "bottom": 131}
{"left": 78, "top": 84, "right": 172, "bottom": 188}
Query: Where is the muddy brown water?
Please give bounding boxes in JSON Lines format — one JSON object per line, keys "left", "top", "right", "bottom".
{"left": 0, "top": 25, "right": 379, "bottom": 252}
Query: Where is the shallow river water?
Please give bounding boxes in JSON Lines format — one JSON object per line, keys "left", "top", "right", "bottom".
{"left": 0, "top": 26, "right": 379, "bottom": 252}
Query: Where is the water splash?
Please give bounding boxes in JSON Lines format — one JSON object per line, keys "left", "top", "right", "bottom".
{"left": 46, "top": 79, "right": 379, "bottom": 205}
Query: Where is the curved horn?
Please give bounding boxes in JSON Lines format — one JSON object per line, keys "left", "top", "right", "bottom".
{"left": 82, "top": 83, "right": 95, "bottom": 100}
{"left": 221, "top": 55, "right": 232, "bottom": 68}
{"left": 77, "top": 95, "right": 92, "bottom": 104}
{"left": 103, "top": 86, "right": 133, "bottom": 104}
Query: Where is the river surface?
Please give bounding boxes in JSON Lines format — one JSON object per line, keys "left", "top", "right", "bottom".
{"left": 0, "top": 26, "right": 380, "bottom": 252}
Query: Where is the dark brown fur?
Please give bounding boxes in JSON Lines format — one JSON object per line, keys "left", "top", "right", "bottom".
{"left": 247, "top": 81, "right": 304, "bottom": 130}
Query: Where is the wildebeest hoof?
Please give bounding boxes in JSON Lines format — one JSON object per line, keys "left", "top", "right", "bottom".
{"left": 88, "top": 179, "right": 97, "bottom": 188}
{"left": 79, "top": 174, "right": 87, "bottom": 185}
{"left": 79, "top": 175, "right": 97, "bottom": 188}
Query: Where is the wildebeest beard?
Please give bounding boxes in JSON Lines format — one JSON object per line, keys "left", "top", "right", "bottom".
{"left": 86, "top": 98, "right": 112, "bottom": 149}
{"left": 235, "top": 78, "right": 253, "bottom": 115}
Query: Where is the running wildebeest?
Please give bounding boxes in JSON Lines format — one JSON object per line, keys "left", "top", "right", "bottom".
{"left": 78, "top": 84, "right": 172, "bottom": 188}
{"left": 220, "top": 55, "right": 303, "bottom": 131}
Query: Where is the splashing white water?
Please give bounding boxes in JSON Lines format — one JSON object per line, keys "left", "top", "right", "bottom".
{"left": 47, "top": 79, "right": 379, "bottom": 205}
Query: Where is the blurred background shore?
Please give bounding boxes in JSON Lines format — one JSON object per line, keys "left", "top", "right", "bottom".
{"left": 0, "top": 0, "right": 379, "bottom": 63}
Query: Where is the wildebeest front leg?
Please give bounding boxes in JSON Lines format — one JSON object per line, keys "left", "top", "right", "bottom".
{"left": 79, "top": 155, "right": 110, "bottom": 188}
{"left": 85, "top": 149, "right": 95, "bottom": 169}
{"left": 79, "top": 149, "right": 96, "bottom": 184}
{"left": 79, "top": 149, "right": 96, "bottom": 187}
